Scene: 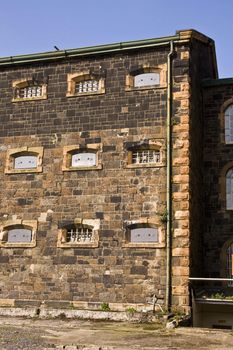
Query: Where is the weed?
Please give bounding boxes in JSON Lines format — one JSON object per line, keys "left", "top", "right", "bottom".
{"left": 100, "top": 302, "right": 110, "bottom": 311}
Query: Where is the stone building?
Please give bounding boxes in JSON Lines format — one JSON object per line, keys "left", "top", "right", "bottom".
{"left": 0, "top": 29, "right": 232, "bottom": 324}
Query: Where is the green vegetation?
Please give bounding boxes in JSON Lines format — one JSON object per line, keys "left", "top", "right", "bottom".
{"left": 210, "top": 292, "right": 233, "bottom": 300}
{"left": 100, "top": 302, "right": 111, "bottom": 311}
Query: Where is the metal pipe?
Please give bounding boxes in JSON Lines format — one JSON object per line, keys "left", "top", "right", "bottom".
{"left": 165, "top": 41, "right": 174, "bottom": 311}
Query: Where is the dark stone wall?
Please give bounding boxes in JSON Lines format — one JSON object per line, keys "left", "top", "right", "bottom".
{"left": 203, "top": 83, "right": 233, "bottom": 277}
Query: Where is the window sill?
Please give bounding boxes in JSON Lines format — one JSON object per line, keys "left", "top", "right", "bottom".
{"left": 0, "top": 242, "right": 36, "bottom": 248}
{"left": 57, "top": 242, "right": 98, "bottom": 248}
{"left": 122, "top": 242, "right": 165, "bottom": 248}
{"left": 12, "top": 96, "right": 47, "bottom": 102}
{"left": 5, "top": 167, "right": 43, "bottom": 174}
{"left": 125, "top": 84, "right": 167, "bottom": 92}
{"left": 62, "top": 164, "right": 102, "bottom": 171}
{"left": 126, "top": 163, "right": 164, "bottom": 169}
{"left": 66, "top": 90, "right": 105, "bottom": 98}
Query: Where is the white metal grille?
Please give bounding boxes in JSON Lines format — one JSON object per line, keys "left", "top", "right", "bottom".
{"left": 75, "top": 80, "right": 99, "bottom": 93}
{"left": 132, "top": 149, "right": 160, "bottom": 164}
{"left": 66, "top": 226, "right": 93, "bottom": 243}
{"left": 16, "top": 86, "right": 42, "bottom": 99}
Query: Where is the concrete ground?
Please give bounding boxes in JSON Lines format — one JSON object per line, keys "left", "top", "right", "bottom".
{"left": 0, "top": 317, "right": 232, "bottom": 350}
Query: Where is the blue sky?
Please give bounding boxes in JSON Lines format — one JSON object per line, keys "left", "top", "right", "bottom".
{"left": 0, "top": 0, "right": 232, "bottom": 77}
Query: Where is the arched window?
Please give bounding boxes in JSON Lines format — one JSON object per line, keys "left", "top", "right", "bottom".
{"left": 12, "top": 79, "right": 47, "bottom": 101}
{"left": 66, "top": 70, "right": 105, "bottom": 97}
{"left": 128, "top": 224, "right": 159, "bottom": 243}
{"left": 5, "top": 147, "right": 43, "bottom": 174}
{"left": 62, "top": 144, "right": 102, "bottom": 171}
{"left": 125, "top": 64, "right": 166, "bottom": 91}
{"left": 224, "top": 104, "right": 233, "bottom": 143}
{"left": 226, "top": 168, "right": 233, "bottom": 209}
{"left": 125, "top": 140, "right": 163, "bottom": 168}
{"left": 123, "top": 220, "right": 165, "bottom": 248}
{"left": 227, "top": 242, "right": 233, "bottom": 283}
{"left": 0, "top": 220, "right": 37, "bottom": 247}
{"left": 57, "top": 219, "right": 100, "bottom": 248}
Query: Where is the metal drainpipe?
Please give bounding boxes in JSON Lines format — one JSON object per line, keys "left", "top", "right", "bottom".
{"left": 165, "top": 40, "right": 174, "bottom": 311}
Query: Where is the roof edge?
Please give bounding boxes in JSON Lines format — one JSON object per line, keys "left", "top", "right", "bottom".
{"left": 202, "top": 78, "right": 233, "bottom": 88}
{"left": 0, "top": 29, "right": 216, "bottom": 67}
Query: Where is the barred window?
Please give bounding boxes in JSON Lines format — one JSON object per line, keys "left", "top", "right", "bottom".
{"left": 132, "top": 149, "right": 160, "bottom": 164}
{"left": 66, "top": 226, "right": 93, "bottom": 243}
{"left": 66, "top": 71, "right": 105, "bottom": 97}
{"left": 225, "top": 104, "right": 233, "bottom": 143}
{"left": 75, "top": 80, "right": 99, "bottom": 94}
{"left": 16, "top": 85, "right": 43, "bottom": 99}
{"left": 57, "top": 219, "right": 100, "bottom": 248}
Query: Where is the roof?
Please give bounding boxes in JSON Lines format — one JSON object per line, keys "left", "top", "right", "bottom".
{"left": 0, "top": 29, "right": 215, "bottom": 67}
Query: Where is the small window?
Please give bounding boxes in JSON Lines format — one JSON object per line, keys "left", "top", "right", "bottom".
{"left": 225, "top": 104, "right": 233, "bottom": 143}
{"left": 5, "top": 147, "right": 43, "bottom": 174}
{"left": 130, "top": 226, "right": 158, "bottom": 243}
{"left": 8, "top": 228, "right": 32, "bottom": 243}
{"left": 75, "top": 79, "right": 99, "bottom": 94}
{"left": 134, "top": 73, "right": 160, "bottom": 88}
{"left": 12, "top": 79, "right": 47, "bottom": 102}
{"left": 0, "top": 220, "right": 37, "bottom": 248}
{"left": 71, "top": 152, "right": 96, "bottom": 167}
{"left": 66, "top": 71, "right": 105, "bottom": 97}
{"left": 226, "top": 168, "right": 233, "bottom": 210}
{"left": 57, "top": 219, "right": 100, "bottom": 248}
{"left": 62, "top": 144, "right": 102, "bottom": 171}
{"left": 123, "top": 220, "right": 165, "bottom": 248}
{"left": 131, "top": 149, "right": 160, "bottom": 165}
{"left": 14, "top": 155, "right": 37, "bottom": 169}
{"left": 125, "top": 64, "right": 166, "bottom": 91}
{"left": 125, "top": 141, "right": 163, "bottom": 169}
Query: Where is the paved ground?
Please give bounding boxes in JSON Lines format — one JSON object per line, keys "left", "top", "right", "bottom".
{"left": 0, "top": 317, "right": 232, "bottom": 349}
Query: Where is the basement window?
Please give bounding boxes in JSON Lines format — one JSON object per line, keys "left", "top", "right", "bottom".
{"left": 125, "top": 64, "right": 167, "bottom": 91}
{"left": 57, "top": 219, "right": 100, "bottom": 248}
{"left": 66, "top": 70, "right": 105, "bottom": 97}
{"left": 12, "top": 79, "right": 47, "bottom": 102}
{"left": 62, "top": 144, "right": 102, "bottom": 171}
{"left": 123, "top": 221, "right": 165, "bottom": 248}
{"left": 5, "top": 147, "right": 43, "bottom": 174}
{"left": 0, "top": 220, "right": 37, "bottom": 248}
